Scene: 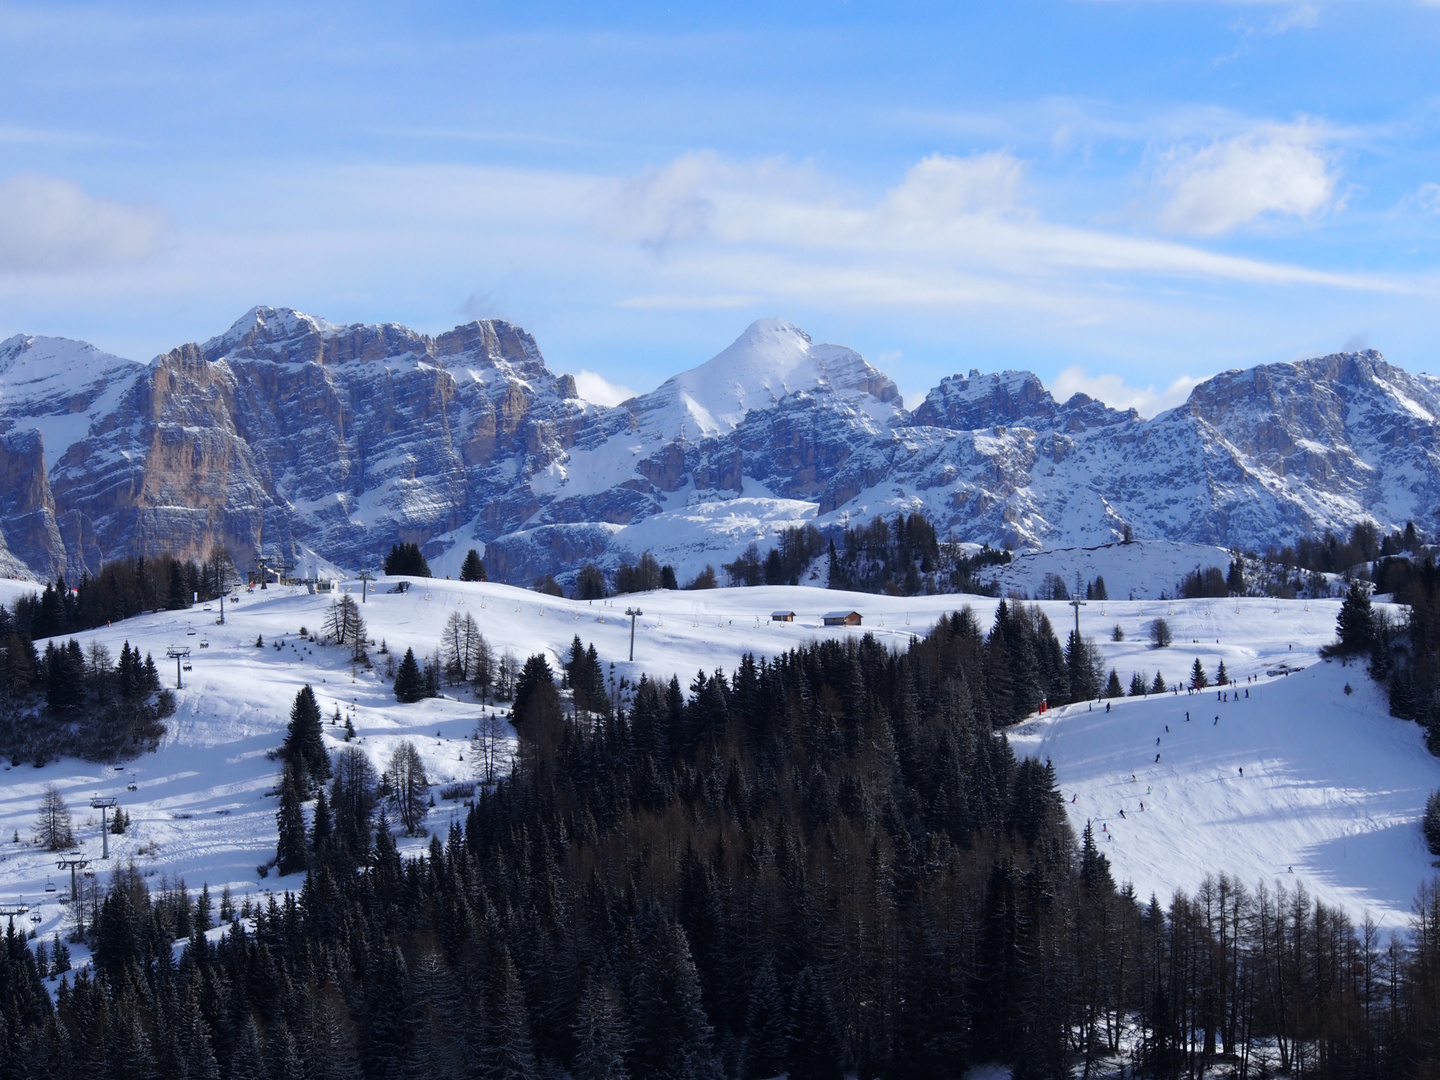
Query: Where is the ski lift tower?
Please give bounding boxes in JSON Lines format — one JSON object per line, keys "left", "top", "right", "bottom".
{"left": 359, "top": 568, "right": 375, "bottom": 603}
{"left": 166, "top": 644, "right": 191, "bottom": 690}
{"left": 56, "top": 854, "right": 89, "bottom": 934}
{"left": 90, "top": 796, "right": 118, "bottom": 859}
{"left": 1069, "top": 572, "right": 1087, "bottom": 648}
{"left": 625, "top": 607, "right": 643, "bottom": 662}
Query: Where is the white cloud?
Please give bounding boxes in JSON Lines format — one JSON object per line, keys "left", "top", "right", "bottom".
{"left": 874, "top": 151, "right": 1025, "bottom": 223}
{"left": 0, "top": 174, "right": 168, "bottom": 273}
{"left": 1049, "top": 366, "right": 1203, "bottom": 417}
{"left": 599, "top": 149, "right": 1394, "bottom": 318}
{"left": 1158, "top": 124, "right": 1338, "bottom": 235}
{"left": 572, "top": 369, "right": 637, "bottom": 406}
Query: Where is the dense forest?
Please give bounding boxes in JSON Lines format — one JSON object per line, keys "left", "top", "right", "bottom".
{"left": 5, "top": 604, "right": 1440, "bottom": 1078}
{"left": 0, "top": 630, "right": 171, "bottom": 764}
{"left": 0, "top": 553, "right": 225, "bottom": 764}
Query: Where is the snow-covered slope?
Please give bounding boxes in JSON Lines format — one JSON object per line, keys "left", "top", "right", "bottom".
{"left": 1, "top": 582, "right": 1435, "bottom": 953}
{"left": 1013, "top": 653, "right": 1433, "bottom": 929}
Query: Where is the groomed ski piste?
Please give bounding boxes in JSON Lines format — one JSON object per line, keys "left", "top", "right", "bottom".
{"left": 1, "top": 574, "right": 1438, "bottom": 983}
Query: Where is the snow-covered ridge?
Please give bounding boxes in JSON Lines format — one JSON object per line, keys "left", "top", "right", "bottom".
{"left": 0, "top": 308, "right": 1436, "bottom": 588}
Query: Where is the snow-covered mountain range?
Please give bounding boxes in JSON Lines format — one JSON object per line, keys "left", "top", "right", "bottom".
{"left": 1, "top": 307, "right": 1437, "bottom": 585}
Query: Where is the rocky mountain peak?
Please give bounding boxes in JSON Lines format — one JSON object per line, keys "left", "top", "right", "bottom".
{"left": 640, "top": 317, "right": 900, "bottom": 437}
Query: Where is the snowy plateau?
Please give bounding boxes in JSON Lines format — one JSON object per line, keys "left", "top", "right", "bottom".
{"left": 1, "top": 307, "right": 1439, "bottom": 587}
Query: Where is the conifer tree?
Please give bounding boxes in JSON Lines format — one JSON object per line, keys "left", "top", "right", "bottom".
{"left": 1216, "top": 660, "right": 1229, "bottom": 686}
{"left": 1334, "top": 579, "right": 1377, "bottom": 656}
{"left": 1189, "top": 658, "right": 1208, "bottom": 689}
{"left": 573, "top": 978, "right": 630, "bottom": 1080}
{"left": 34, "top": 784, "right": 74, "bottom": 851}
{"left": 195, "top": 884, "right": 213, "bottom": 932}
{"left": 388, "top": 740, "right": 429, "bottom": 835}
{"left": 459, "top": 549, "right": 487, "bottom": 582}
{"left": 483, "top": 947, "right": 537, "bottom": 1080}
{"left": 276, "top": 766, "right": 309, "bottom": 876}
{"left": 394, "top": 648, "right": 425, "bottom": 703}
{"left": 1104, "top": 669, "right": 1124, "bottom": 699}
{"left": 283, "top": 685, "right": 329, "bottom": 790}
{"left": 311, "top": 789, "right": 332, "bottom": 860}
{"left": 1151, "top": 671, "right": 1167, "bottom": 694}
{"left": 1129, "top": 671, "right": 1148, "bottom": 696}
{"left": 631, "top": 921, "right": 719, "bottom": 1080}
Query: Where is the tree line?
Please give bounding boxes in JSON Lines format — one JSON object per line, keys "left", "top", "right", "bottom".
{"left": 2, "top": 551, "right": 235, "bottom": 642}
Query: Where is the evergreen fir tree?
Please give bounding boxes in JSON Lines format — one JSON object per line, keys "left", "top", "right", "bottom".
{"left": 276, "top": 766, "right": 309, "bottom": 876}
{"left": 459, "top": 549, "right": 487, "bottom": 582}
{"left": 573, "top": 978, "right": 629, "bottom": 1080}
{"left": 1334, "top": 579, "right": 1377, "bottom": 656}
{"left": 1151, "top": 671, "right": 1167, "bottom": 694}
{"left": 394, "top": 648, "right": 425, "bottom": 703}
{"left": 195, "top": 883, "right": 213, "bottom": 932}
{"left": 311, "top": 790, "right": 332, "bottom": 860}
{"left": 1189, "top": 658, "right": 1208, "bottom": 689}
{"left": 1103, "top": 669, "right": 1124, "bottom": 699}
{"left": 631, "top": 921, "right": 719, "bottom": 1080}
{"left": 383, "top": 541, "right": 432, "bottom": 577}
{"left": 1129, "top": 671, "right": 1148, "bottom": 696}
{"left": 283, "top": 685, "right": 329, "bottom": 790}
{"left": 482, "top": 947, "right": 537, "bottom": 1080}
{"left": 1215, "top": 660, "right": 1229, "bottom": 686}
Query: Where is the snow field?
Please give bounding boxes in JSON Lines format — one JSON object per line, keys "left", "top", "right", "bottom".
{"left": 0, "top": 576, "right": 1430, "bottom": 961}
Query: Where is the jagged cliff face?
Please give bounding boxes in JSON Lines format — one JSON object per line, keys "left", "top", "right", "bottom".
{"left": 0, "top": 308, "right": 1435, "bottom": 586}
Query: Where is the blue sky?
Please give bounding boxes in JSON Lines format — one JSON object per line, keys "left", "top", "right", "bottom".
{"left": 1, "top": 1, "right": 1438, "bottom": 412}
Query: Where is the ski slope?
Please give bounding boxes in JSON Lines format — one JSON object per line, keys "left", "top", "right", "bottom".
{"left": 0, "top": 577, "right": 1435, "bottom": 961}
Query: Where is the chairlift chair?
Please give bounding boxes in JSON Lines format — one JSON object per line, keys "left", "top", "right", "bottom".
{"left": 44, "top": 879, "right": 56, "bottom": 893}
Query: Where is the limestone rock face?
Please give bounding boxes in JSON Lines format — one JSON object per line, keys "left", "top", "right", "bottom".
{"left": 1, "top": 308, "right": 1437, "bottom": 589}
